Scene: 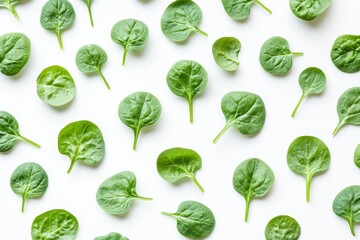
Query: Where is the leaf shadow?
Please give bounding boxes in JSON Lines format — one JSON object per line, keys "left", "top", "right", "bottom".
{"left": 303, "top": 5, "right": 333, "bottom": 28}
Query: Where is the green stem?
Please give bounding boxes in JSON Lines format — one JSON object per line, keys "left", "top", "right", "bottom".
{"left": 348, "top": 218, "right": 356, "bottom": 236}
{"left": 161, "top": 211, "right": 175, "bottom": 217}
{"left": 18, "top": 135, "right": 41, "bottom": 148}
{"left": 122, "top": 48, "right": 128, "bottom": 66}
{"left": 254, "top": 0, "right": 272, "bottom": 14}
{"left": 67, "top": 160, "right": 76, "bottom": 174}
{"left": 21, "top": 194, "right": 26, "bottom": 213}
{"left": 244, "top": 197, "right": 250, "bottom": 222}
{"left": 188, "top": 97, "right": 194, "bottom": 123}
{"left": 332, "top": 120, "right": 344, "bottom": 136}
{"left": 7, "top": 4, "right": 19, "bottom": 20}
{"left": 291, "top": 94, "right": 305, "bottom": 118}
{"left": 56, "top": 31, "right": 63, "bottom": 50}
{"left": 97, "top": 69, "right": 110, "bottom": 90}
{"left": 133, "top": 128, "right": 140, "bottom": 150}
{"left": 136, "top": 195, "right": 153, "bottom": 201}
{"left": 306, "top": 176, "right": 312, "bottom": 203}
{"left": 194, "top": 27, "right": 208, "bottom": 37}
{"left": 190, "top": 176, "right": 204, "bottom": 193}
{"left": 87, "top": 4, "right": 94, "bottom": 27}
{"left": 213, "top": 123, "right": 232, "bottom": 144}
{"left": 292, "top": 52, "right": 304, "bottom": 56}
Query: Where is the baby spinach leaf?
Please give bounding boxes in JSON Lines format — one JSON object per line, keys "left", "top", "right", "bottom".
{"left": 166, "top": 60, "right": 208, "bottom": 123}
{"left": 111, "top": 18, "right": 149, "bottom": 66}
{"left": 58, "top": 120, "right": 105, "bottom": 174}
{"left": 212, "top": 36, "right": 241, "bottom": 71}
{"left": 221, "top": 0, "right": 272, "bottom": 20}
{"left": 213, "top": 91, "right": 266, "bottom": 144}
{"left": 161, "top": 200, "right": 215, "bottom": 238}
{"left": 0, "top": 111, "right": 40, "bottom": 152}
{"left": 265, "top": 215, "right": 301, "bottom": 240}
{"left": 36, "top": 65, "right": 76, "bottom": 107}
{"left": 94, "top": 232, "right": 129, "bottom": 240}
{"left": 233, "top": 158, "right": 274, "bottom": 222}
{"left": 0, "top": 32, "right": 31, "bottom": 76}
{"left": 331, "top": 35, "right": 360, "bottom": 73}
{"left": 40, "top": 0, "right": 75, "bottom": 50}
{"left": 96, "top": 171, "right": 152, "bottom": 215}
{"left": 354, "top": 144, "right": 360, "bottom": 169}
{"left": 290, "top": 0, "right": 332, "bottom": 21}
{"left": 81, "top": 0, "right": 94, "bottom": 27}
{"left": 76, "top": 44, "right": 110, "bottom": 90}
{"left": 157, "top": 147, "right": 204, "bottom": 192}
{"left": 118, "top": 92, "right": 162, "bottom": 150}
{"left": 333, "top": 87, "right": 360, "bottom": 136}
{"left": 161, "top": 0, "right": 207, "bottom": 42}
{"left": 333, "top": 185, "right": 360, "bottom": 236}
{"left": 260, "top": 36, "right": 303, "bottom": 75}
{"left": 287, "top": 136, "right": 330, "bottom": 202}
{"left": 291, "top": 67, "right": 326, "bottom": 118}
{"left": 31, "top": 209, "right": 78, "bottom": 240}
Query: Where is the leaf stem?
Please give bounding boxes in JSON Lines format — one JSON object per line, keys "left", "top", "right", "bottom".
{"left": 7, "top": 4, "right": 19, "bottom": 20}
{"left": 133, "top": 127, "right": 140, "bottom": 150}
{"left": 188, "top": 97, "right": 194, "bottom": 123}
{"left": 18, "top": 135, "right": 41, "bottom": 148}
{"left": 292, "top": 52, "right": 304, "bottom": 56}
{"left": 190, "top": 176, "right": 204, "bottom": 193}
{"left": 213, "top": 123, "right": 231, "bottom": 144}
{"left": 194, "top": 27, "right": 208, "bottom": 37}
{"left": 136, "top": 195, "right": 153, "bottom": 201}
{"left": 67, "top": 160, "right": 76, "bottom": 174}
{"left": 122, "top": 48, "right": 128, "bottom": 66}
{"left": 348, "top": 218, "right": 356, "bottom": 236}
{"left": 56, "top": 31, "right": 63, "bottom": 50}
{"left": 332, "top": 120, "right": 344, "bottom": 136}
{"left": 161, "top": 211, "right": 175, "bottom": 217}
{"left": 87, "top": 4, "right": 94, "bottom": 27}
{"left": 306, "top": 176, "right": 312, "bottom": 203}
{"left": 97, "top": 69, "right": 110, "bottom": 90}
{"left": 255, "top": 0, "right": 272, "bottom": 14}
{"left": 291, "top": 94, "right": 305, "bottom": 118}
{"left": 244, "top": 197, "right": 250, "bottom": 222}
{"left": 21, "top": 194, "right": 26, "bottom": 212}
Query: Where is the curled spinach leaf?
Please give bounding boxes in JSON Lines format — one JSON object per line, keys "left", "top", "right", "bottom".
{"left": 157, "top": 147, "right": 204, "bottom": 192}
{"left": 212, "top": 36, "right": 241, "bottom": 71}
{"left": 0, "top": 111, "right": 40, "bottom": 152}
{"left": 10, "top": 162, "right": 48, "bottom": 212}
{"left": 166, "top": 60, "right": 208, "bottom": 123}
{"left": 40, "top": 0, "right": 75, "bottom": 50}
{"left": 76, "top": 44, "right": 110, "bottom": 90}
{"left": 333, "top": 185, "right": 360, "bottom": 236}
{"left": 331, "top": 35, "right": 360, "bottom": 73}
{"left": 354, "top": 144, "right": 360, "bottom": 169}
{"left": 111, "top": 18, "right": 149, "bottom": 66}
{"left": 118, "top": 92, "right": 162, "bottom": 150}
{"left": 161, "top": 0, "right": 207, "bottom": 42}
{"left": 290, "top": 0, "right": 332, "bottom": 21}
{"left": 96, "top": 171, "right": 152, "bottom": 215}
{"left": 233, "top": 158, "right": 274, "bottom": 221}
{"left": 0, "top": 32, "right": 31, "bottom": 76}
{"left": 213, "top": 91, "right": 266, "bottom": 143}
{"left": 260, "top": 36, "right": 303, "bottom": 75}
{"left": 161, "top": 200, "right": 215, "bottom": 238}
{"left": 333, "top": 87, "right": 360, "bottom": 136}
{"left": 94, "top": 232, "right": 129, "bottom": 240}
{"left": 221, "top": 0, "right": 272, "bottom": 20}
{"left": 287, "top": 136, "right": 330, "bottom": 202}
{"left": 81, "top": 0, "right": 94, "bottom": 27}
{"left": 31, "top": 209, "right": 78, "bottom": 240}
{"left": 0, "top": 0, "right": 22, "bottom": 20}
{"left": 36, "top": 65, "right": 76, "bottom": 107}
{"left": 58, "top": 120, "right": 105, "bottom": 174}
{"left": 291, "top": 67, "right": 326, "bottom": 118}
{"left": 265, "top": 215, "right": 301, "bottom": 240}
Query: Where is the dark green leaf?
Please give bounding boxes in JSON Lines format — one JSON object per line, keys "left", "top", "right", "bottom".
{"left": 265, "top": 215, "right": 301, "bottom": 240}
{"left": 221, "top": 0, "right": 272, "bottom": 20}
{"left": 331, "top": 35, "right": 360, "bottom": 73}
{"left": 290, "top": 0, "right": 332, "bottom": 21}
{"left": 354, "top": 144, "right": 360, "bottom": 169}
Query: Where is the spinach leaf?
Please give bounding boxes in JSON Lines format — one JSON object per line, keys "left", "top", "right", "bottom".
{"left": 96, "top": 171, "right": 152, "bottom": 215}
{"left": 0, "top": 0, "right": 22, "bottom": 20}
{"left": 212, "top": 36, "right": 241, "bottom": 71}
{"left": 333, "top": 185, "right": 360, "bottom": 236}
{"left": 265, "top": 215, "right": 301, "bottom": 240}
{"left": 118, "top": 92, "right": 161, "bottom": 150}
{"left": 331, "top": 35, "right": 360, "bottom": 73}
{"left": 76, "top": 44, "right": 110, "bottom": 90}
{"left": 0, "top": 111, "right": 40, "bottom": 152}
{"left": 58, "top": 120, "right": 105, "bottom": 174}
{"left": 233, "top": 158, "right": 274, "bottom": 221}
{"left": 166, "top": 60, "right": 208, "bottom": 123}
{"left": 161, "top": 200, "right": 215, "bottom": 238}
{"left": 0, "top": 32, "right": 31, "bottom": 76}
{"left": 81, "top": 0, "right": 94, "bottom": 27}
{"left": 10, "top": 162, "right": 48, "bottom": 212}
{"left": 31, "top": 209, "right": 78, "bottom": 240}
{"left": 157, "top": 147, "right": 204, "bottom": 192}
{"left": 94, "top": 232, "right": 129, "bottom": 240}
{"left": 40, "top": 0, "right": 75, "bottom": 50}
{"left": 354, "top": 144, "right": 360, "bottom": 169}
{"left": 111, "top": 18, "right": 149, "bottom": 66}
{"left": 36, "top": 65, "right": 76, "bottom": 107}
{"left": 287, "top": 136, "right": 330, "bottom": 202}
{"left": 221, "top": 0, "right": 272, "bottom": 20}
{"left": 290, "top": 0, "right": 332, "bottom": 21}
{"left": 161, "top": 0, "right": 207, "bottom": 42}
{"left": 260, "top": 36, "right": 303, "bottom": 75}
{"left": 333, "top": 87, "right": 360, "bottom": 136}
{"left": 291, "top": 67, "right": 326, "bottom": 118}
{"left": 213, "top": 91, "right": 266, "bottom": 143}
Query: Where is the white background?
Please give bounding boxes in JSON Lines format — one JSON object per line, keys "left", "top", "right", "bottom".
{"left": 1, "top": 0, "right": 360, "bottom": 239}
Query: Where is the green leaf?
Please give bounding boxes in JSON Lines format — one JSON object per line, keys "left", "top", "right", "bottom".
{"left": 10, "top": 162, "right": 48, "bottom": 212}
{"left": 166, "top": 60, "right": 208, "bottom": 123}
{"left": 354, "top": 144, "right": 360, "bottom": 169}
{"left": 221, "top": 0, "right": 272, "bottom": 20}
{"left": 36, "top": 65, "right": 76, "bottom": 107}
{"left": 259, "top": 36, "right": 303, "bottom": 75}
{"left": 331, "top": 35, "right": 360, "bottom": 73}
{"left": 81, "top": 0, "right": 94, "bottom": 26}
{"left": 118, "top": 92, "right": 162, "bottom": 150}
{"left": 31, "top": 209, "right": 79, "bottom": 240}
{"left": 94, "top": 232, "right": 129, "bottom": 240}
{"left": 161, "top": 201, "right": 215, "bottom": 238}
{"left": 157, "top": 147, "right": 204, "bottom": 192}
{"left": 213, "top": 91, "right": 266, "bottom": 143}
{"left": 161, "top": 0, "right": 207, "bottom": 42}
{"left": 111, "top": 18, "right": 149, "bottom": 66}
{"left": 40, "top": 0, "right": 75, "bottom": 49}
{"left": 233, "top": 158, "right": 274, "bottom": 222}
{"left": 0, "top": 32, "right": 31, "bottom": 76}
{"left": 58, "top": 120, "right": 105, "bottom": 174}
{"left": 0, "top": 0, "right": 21, "bottom": 20}
{"left": 212, "top": 36, "right": 241, "bottom": 71}
{"left": 287, "top": 136, "right": 330, "bottom": 202}
{"left": 96, "top": 171, "right": 152, "bottom": 215}
{"left": 265, "top": 215, "right": 301, "bottom": 240}
{"left": 290, "top": 0, "right": 332, "bottom": 21}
